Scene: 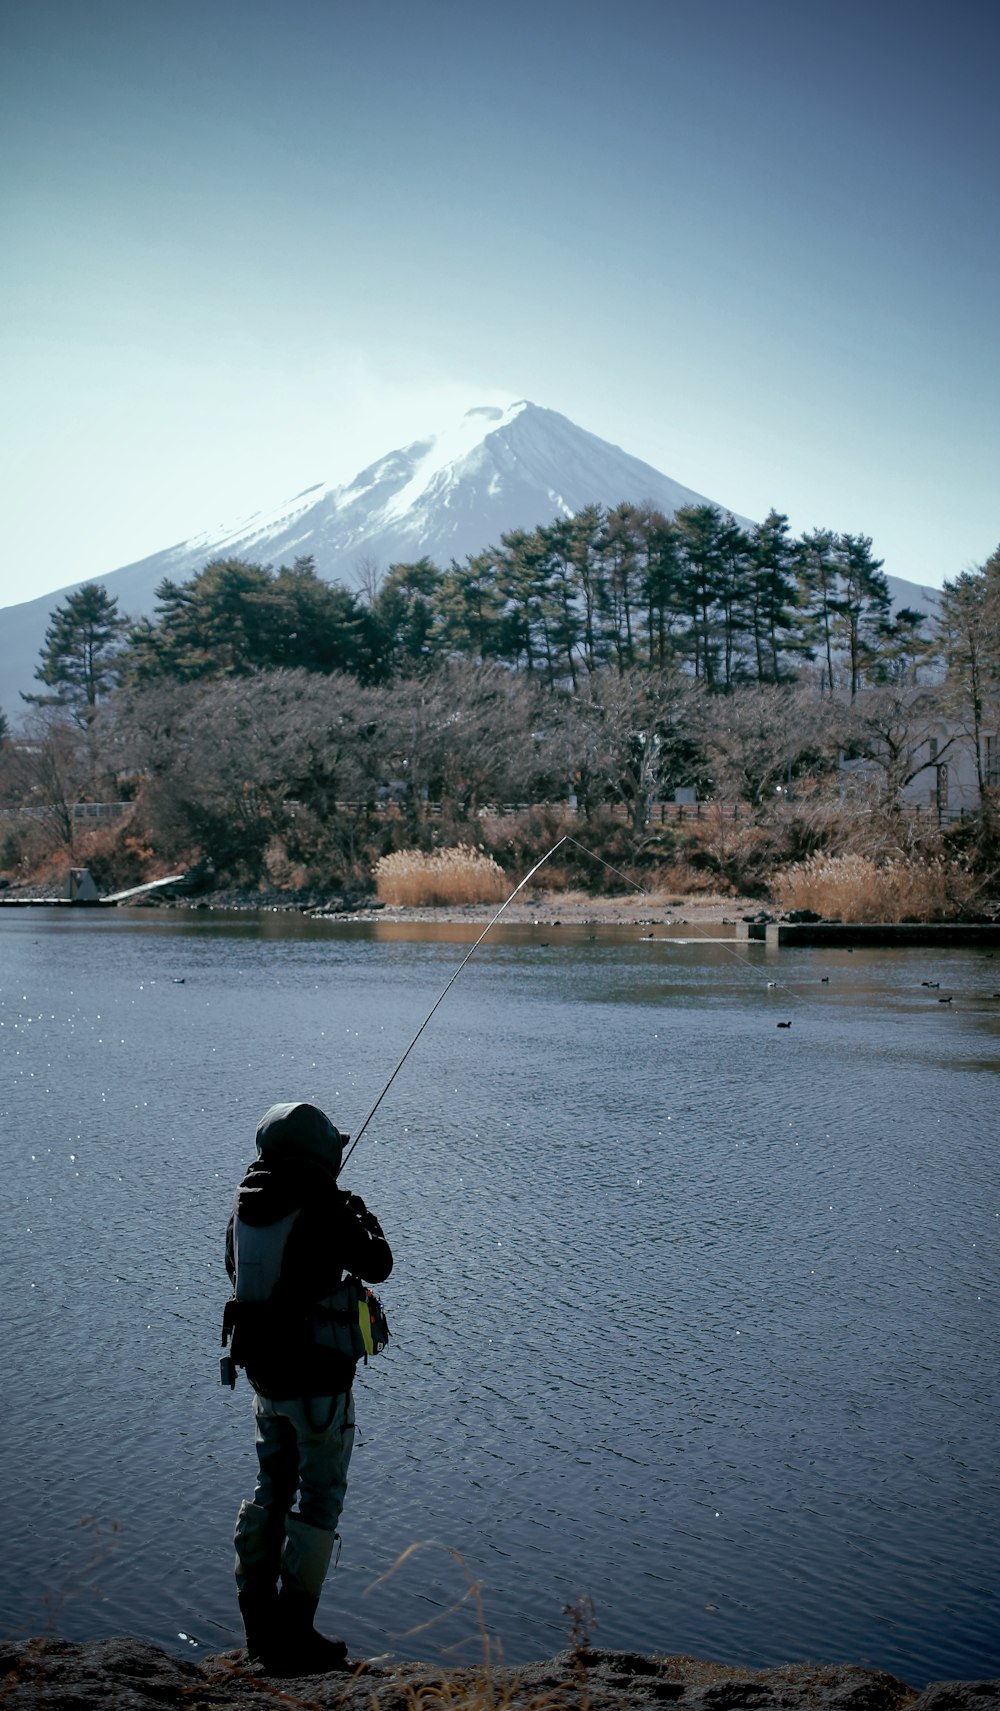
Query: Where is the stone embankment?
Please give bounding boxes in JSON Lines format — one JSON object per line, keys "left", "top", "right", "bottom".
{"left": 0, "top": 1640, "right": 997, "bottom": 1711}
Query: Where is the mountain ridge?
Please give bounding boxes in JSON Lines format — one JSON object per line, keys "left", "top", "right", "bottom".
{"left": 0, "top": 401, "right": 941, "bottom": 717}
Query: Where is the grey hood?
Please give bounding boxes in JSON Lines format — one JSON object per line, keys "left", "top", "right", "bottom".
{"left": 254, "top": 1101, "right": 345, "bottom": 1180}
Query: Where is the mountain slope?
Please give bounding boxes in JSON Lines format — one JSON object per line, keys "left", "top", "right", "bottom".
{"left": 99, "top": 400, "right": 734, "bottom": 602}
{"left": 0, "top": 400, "right": 941, "bottom": 716}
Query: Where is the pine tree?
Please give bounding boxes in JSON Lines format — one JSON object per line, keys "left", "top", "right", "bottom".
{"left": 559, "top": 505, "right": 608, "bottom": 674}
{"left": 24, "top": 582, "right": 128, "bottom": 723}
{"left": 634, "top": 508, "right": 684, "bottom": 672}
{"left": 673, "top": 505, "right": 727, "bottom": 685}
{"left": 714, "top": 514, "right": 754, "bottom": 687}
{"left": 597, "top": 503, "right": 643, "bottom": 673}
{"left": 264, "top": 557, "right": 379, "bottom": 680}
{"left": 493, "top": 528, "right": 554, "bottom": 680}
{"left": 796, "top": 529, "right": 841, "bottom": 694}
{"left": 537, "top": 520, "right": 585, "bottom": 688}
{"left": 431, "top": 552, "right": 504, "bottom": 663}
{"left": 749, "top": 510, "right": 804, "bottom": 684}
{"left": 873, "top": 606, "right": 937, "bottom": 686}
{"left": 939, "top": 549, "right": 1000, "bottom": 795}
{"left": 831, "top": 534, "right": 890, "bottom": 698}
{"left": 370, "top": 558, "right": 442, "bottom": 673}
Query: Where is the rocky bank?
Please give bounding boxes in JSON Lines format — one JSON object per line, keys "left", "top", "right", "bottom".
{"left": 1, "top": 1640, "right": 997, "bottom": 1711}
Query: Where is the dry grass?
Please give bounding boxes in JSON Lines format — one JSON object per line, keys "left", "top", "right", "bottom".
{"left": 771, "top": 853, "right": 981, "bottom": 922}
{"left": 374, "top": 845, "right": 509, "bottom": 908}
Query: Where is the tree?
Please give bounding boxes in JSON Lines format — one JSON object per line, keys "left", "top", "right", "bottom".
{"left": 596, "top": 503, "right": 642, "bottom": 673}
{"left": 123, "top": 557, "right": 379, "bottom": 685}
{"left": 572, "top": 666, "right": 707, "bottom": 832}
{"left": 797, "top": 528, "right": 842, "bottom": 695}
{"left": 873, "top": 606, "right": 937, "bottom": 686}
{"left": 842, "top": 684, "right": 961, "bottom": 818}
{"left": 123, "top": 560, "right": 274, "bottom": 682}
{"left": 559, "top": 504, "right": 609, "bottom": 674}
{"left": 492, "top": 529, "right": 554, "bottom": 680}
{"left": 24, "top": 582, "right": 128, "bottom": 724}
{"left": 939, "top": 547, "right": 1000, "bottom": 796}
{"left": 703, "top": 513, "right": 750, "bottom": 688}
{"left": 126, "top": 671, "right": 371, "bottom": 876}
{"left": 748, "top": 510, "right": 804, "bottom": 683}
{"left": 431, "top": 552, "right": 505, "bottom": 664}
{"left": 262, "top": 557, "right": 380, "bottom": 680}
{"left": 4, "top": 709, "right": 94, "bottom": 851}
{"left": 370, "top": 559, "right": 442, "bottom": 674}
{"left": 634, "top": 507, "right": 685, "bottom": 671}
{"left": 704, "top": 684, "right": 837, "bottom": 812}
{"left": 384, "top": 662, "right": 562, "bottom": 827}
{"left": 673, "top": 505, "right": 728, "bottom": 684}
{"left": 831, "top": 534, "right": 891, "bottom": 697}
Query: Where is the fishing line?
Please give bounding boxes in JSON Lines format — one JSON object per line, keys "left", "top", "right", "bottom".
{"left": 342, "top": 835, "right": 656, "bottom": 1165}
{"left": 340, "top": 830, "right": 821, "bottom": 1166}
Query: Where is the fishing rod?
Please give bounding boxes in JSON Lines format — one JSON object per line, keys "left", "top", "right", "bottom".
{"left": 339, "top": 834, "right": 646, "bottom": 1166}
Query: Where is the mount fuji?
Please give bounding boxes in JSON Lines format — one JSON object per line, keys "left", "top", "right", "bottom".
{"left": 0, "top": 399, "right": 939, "bottom": 717}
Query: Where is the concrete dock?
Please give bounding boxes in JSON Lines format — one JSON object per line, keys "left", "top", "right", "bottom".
{"left": 736, "top": 920, "right": 1000, "bottom": 947}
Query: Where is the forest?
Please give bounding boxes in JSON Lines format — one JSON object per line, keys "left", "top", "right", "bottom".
{"left": 1, "top": 501, "right": 998, "bottom": 909}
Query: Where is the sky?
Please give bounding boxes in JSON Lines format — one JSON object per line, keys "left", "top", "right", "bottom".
{"left": 2, "top": 0, "right": 997, "bottom": 608}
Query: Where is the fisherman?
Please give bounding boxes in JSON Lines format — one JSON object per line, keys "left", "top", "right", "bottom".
{"left": 224, "top": 1100, "right": 392, "bottom": 1675}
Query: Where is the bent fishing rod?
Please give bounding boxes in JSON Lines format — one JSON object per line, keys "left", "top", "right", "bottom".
{"left": 339, "top": 834, "right": 645, "bottom": 1167}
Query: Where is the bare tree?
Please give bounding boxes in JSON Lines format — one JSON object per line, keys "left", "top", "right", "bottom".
{"left": 380, "top": 661, "right": 562, "bottom": 831}
{"left": 704, "top": 684, "right": 840, "bottom": 813}
{"left": 353, "top": 555, "right": 384, "bottom": 607}
{"left": 1, "top": 710, "right": 94, "bottom": 853}
{"left": 841, "top": 684, "right": 963, "bottom": 816}
{"left": 570, "top": 666, "right": 707, "bottom": 832}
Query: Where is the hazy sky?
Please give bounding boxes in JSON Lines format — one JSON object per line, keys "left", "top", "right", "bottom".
{"left": 2, "top": 0, "right": 997, "bottom": 607}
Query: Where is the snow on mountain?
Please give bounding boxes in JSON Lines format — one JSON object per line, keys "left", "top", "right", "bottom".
{"left": 0, "top": 399, "right": 941, "bottom": 717}
{"left": 132, "top": 399, "right": 729, "bottom": 590}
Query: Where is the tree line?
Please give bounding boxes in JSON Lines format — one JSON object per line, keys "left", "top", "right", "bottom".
{"left": 21, "top": 502, "right": 935, "bottom": 714}
{"left": 2, "top": 502, "right": 997, "bottom": 892}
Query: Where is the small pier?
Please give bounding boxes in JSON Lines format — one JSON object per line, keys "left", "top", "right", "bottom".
{"left": 0, "top": 869, "right": 187, "bottom": 908}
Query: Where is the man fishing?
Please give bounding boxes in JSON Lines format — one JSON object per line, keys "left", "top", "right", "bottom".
{"left": 223, "top": 1100, "right": 392, "bottom": 1675}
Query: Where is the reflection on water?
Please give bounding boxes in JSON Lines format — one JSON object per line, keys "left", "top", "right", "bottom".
{"left": 1, "top": 907, "right": 998, "bottom": 1684}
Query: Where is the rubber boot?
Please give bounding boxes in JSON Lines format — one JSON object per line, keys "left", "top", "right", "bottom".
{"left": 272, "top": 1514, "right": 348, "bottom": 1674}
{"left": 237, "top": 1585, "right": 281, "bottom": 1666}
{"left": 233, "top": 1500, "right": 284, "bottom": 1666}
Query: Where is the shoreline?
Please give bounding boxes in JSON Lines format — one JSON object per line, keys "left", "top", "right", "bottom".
{"left": 331, "top": 888, "right": 756, "bottom": 926}
{"left": 0, "top": 1636, "right": 996, "bottom": 1710}
{"left": 0, "top": 883, "right": 760, "bottom": 926}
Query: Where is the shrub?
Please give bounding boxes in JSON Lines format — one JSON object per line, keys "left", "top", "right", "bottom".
{"left": 770, "top": 854, "right": 982, "bottom": 922}
{"left": 374, "top": 844, "right": 509, "bottom": 907}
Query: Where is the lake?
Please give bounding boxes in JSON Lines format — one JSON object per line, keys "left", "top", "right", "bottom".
{"left": 0, "top": 906, "right": 997, "bottom": 1685}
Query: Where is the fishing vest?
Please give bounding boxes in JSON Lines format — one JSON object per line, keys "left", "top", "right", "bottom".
{"left": 221, "top": 1206, "right": 388, "bottom": 1391}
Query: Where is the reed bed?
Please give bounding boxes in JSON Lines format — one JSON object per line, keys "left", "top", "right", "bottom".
{"left": 771, "top": 853, "right": 979, "bottom": 922}
{"left": 374, "top": 845, "right": 509, "bottom": 907}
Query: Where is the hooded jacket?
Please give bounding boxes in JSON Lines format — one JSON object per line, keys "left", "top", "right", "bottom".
{"left": 225, "top": 1105, "right": 392, "bottom": 1399}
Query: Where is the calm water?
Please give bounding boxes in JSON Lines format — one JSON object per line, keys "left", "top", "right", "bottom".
{"left": 0, "top": 907, "right": 997, "bottom": 1685}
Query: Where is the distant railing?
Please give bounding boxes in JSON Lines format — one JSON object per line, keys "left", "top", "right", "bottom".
{"left": 0, "top": 801, "right": 134, "bottom": 824}
{"left": 69, "top": 801, "right": 133, "bottom": 822}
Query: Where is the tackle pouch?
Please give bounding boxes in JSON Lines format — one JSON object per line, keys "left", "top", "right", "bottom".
{"left": 358, "top": 1285, "right": 390, "bottom": 1359}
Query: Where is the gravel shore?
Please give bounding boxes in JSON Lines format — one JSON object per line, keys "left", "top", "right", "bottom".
{"left": 336, "top": 889, "right": 758, "bottom": 927}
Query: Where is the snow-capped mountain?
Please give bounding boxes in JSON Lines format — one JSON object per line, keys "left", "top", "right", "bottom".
{"left": 0, "top": 400, "right": 940, "bottom": 716}
{"left": 92, "top": 399, "right": 734, "bottom": 602}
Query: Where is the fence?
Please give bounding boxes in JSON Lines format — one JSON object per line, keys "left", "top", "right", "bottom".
{"left": 0, "top": 802, "right": 134, "bottom": 824}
